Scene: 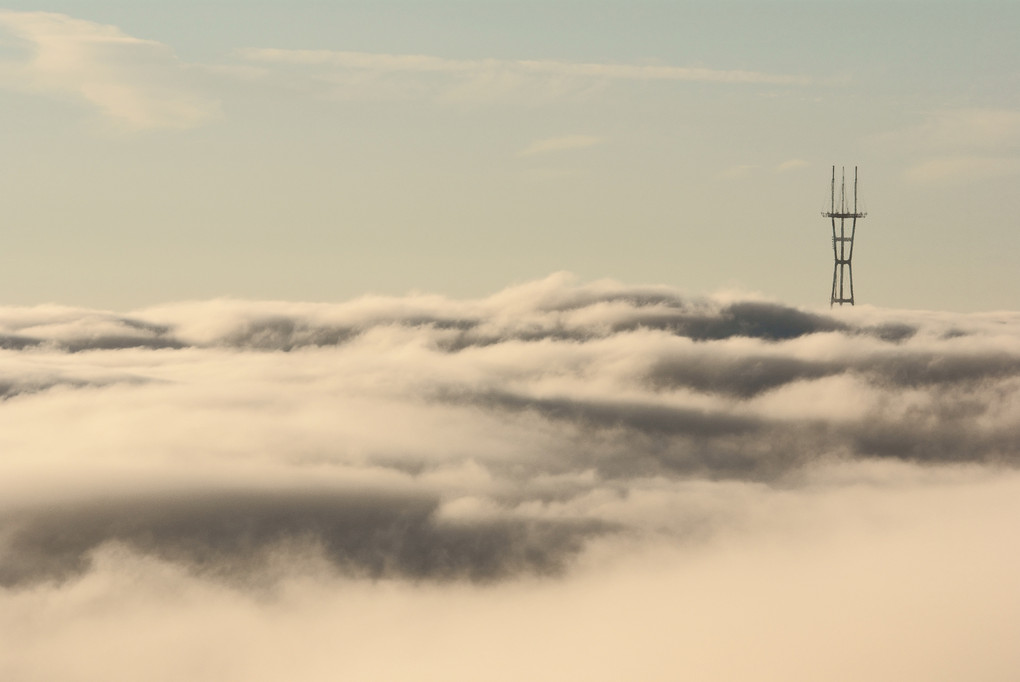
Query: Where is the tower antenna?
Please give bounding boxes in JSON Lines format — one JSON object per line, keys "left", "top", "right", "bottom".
{"left": 822, "top": 166, "right": 866, "bottom": 306}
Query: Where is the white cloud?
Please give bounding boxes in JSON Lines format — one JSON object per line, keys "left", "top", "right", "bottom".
{"left": 719, "top": 164, "right": 757, "bottom": 179}
{"left": 2, "top": 275, "right": 1020, "bottom": 679}
{"left": 719, "top": 159, "right": 809, "bottom": 179}
{"left": 776, "top": 158, "right": 809, "bottom": 172}
{"left": 0, "top": 10, "right": 218, "bottom": 130}
{"left": 517, "top": 135, "right": 603, "bottom": 158}
{"left": 5, "top": 472, "right": 1020, "bottom": 682}
{"left": 236, "top": 48, "right": 810, "bottom": 103}
{"left": 240, "top": 49, "right": 810, "bottom": 86}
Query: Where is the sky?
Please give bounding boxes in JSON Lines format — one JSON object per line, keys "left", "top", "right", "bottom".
{"left": 2, "top": 3, "right": 1020, "bottom": 679}
{"left": 0, "top": 1, "right": 1018, "bottom": 311}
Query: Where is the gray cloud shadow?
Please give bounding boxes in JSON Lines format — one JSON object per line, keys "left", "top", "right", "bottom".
{"left": 0, "top": 490, "right": 613, "bottom": 589}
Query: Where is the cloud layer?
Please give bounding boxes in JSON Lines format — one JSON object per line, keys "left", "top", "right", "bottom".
{"left": 2, "top": 274, "right": 1019, "bottom": 680}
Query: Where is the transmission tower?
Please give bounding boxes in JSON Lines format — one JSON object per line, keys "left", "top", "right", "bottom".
{"left": 823, "top": 166, "right": 866, "bottom": 306}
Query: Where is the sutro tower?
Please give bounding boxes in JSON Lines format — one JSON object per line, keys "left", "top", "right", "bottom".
{"left": 823, "top": 166, "right": 866, "bottom": 306}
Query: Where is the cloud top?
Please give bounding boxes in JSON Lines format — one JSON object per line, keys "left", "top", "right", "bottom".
{"left": 2, "top": 275, "right": 1019, "bottom": 582}
{"left": 2, "top": 275, "right": 1019, "bottom": 679}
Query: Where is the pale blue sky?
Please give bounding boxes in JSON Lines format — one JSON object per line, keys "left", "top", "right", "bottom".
{"left": 1, "top": 1, "right": 1018, "bottom": 310}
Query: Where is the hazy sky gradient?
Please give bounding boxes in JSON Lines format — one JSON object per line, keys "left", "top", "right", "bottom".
{"left": 1, "top": 1, "right": 1018, "bottom": 310}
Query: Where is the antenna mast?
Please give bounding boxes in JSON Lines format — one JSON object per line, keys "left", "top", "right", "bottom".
{"left": 822, "top": 166, "right": 866, "bottom": 306}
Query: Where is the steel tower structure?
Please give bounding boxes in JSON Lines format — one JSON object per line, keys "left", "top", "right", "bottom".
{"left": 823, "top": 166, "right": 866, "bottom": 306}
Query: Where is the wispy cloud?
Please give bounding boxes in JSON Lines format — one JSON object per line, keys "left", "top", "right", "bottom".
{"left": 0, "top": 10, "right": 218, "bottom": 130}
{"left": 776, "top": 158, "right": 809, "bottom": 172}
{"left": 235, "top": 48, "right": 810, "bottom": 103}
{"left": 904, "top": 108, "right": 1020, "bottom": 153}
{"left": 877, "top": 108, "right": 1020, "bottom": 185}
{"left": 719, "top": 164, "right": 757, "bottom": 179}
{"left": 517, "top": 135, "right": 603, "bottom": 158}
{"left": 719, "top": 159, "right": 809, "bottom": 179}
{"left": 905, "top": 156, "right": 1020, "bottom": 185}
{"left": 240, "top": 48, "right": 811, "bottom": 86}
